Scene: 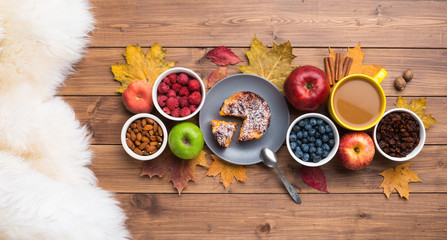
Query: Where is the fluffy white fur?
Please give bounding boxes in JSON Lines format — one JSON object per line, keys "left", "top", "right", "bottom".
{"left": 0, "top": 0, "right": 130, "bottom": 239}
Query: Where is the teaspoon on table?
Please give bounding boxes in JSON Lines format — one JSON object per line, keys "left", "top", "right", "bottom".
{"left": 260, "top": 147, "right": 301, "bottom": 204}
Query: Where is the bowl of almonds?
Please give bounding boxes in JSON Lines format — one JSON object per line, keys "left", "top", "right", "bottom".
{"left": 373, "top": 108, "right": 426, "bottom": 161}
{"left": 121, "top": 113, "right": 168, "bottom": 160}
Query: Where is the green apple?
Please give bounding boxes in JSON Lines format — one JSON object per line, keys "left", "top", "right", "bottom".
{"left": 168, "top": 122, "right": 204, "bottom": 159}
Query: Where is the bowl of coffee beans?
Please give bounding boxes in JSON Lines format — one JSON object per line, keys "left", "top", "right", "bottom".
{"left": 121, "top": 113, "right": 168, "bottom": 160}
{"left": 373, "top": 108, "right": 426, "bottom": 161}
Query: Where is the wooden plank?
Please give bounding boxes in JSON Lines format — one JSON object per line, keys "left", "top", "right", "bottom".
{"left": 64, "top": 96, "right": 446, "bottom": 145}
{"left": 90, "top": 0, "right": 447, "bottom": 48}
{"left": 62, "top": 47, "right": 447, "bottom": 97}
{"left": 116, "top": 193, "right": 447, "bottom": 239}
{"left": 91, "top": 145, "right": 447, "bottom": 194}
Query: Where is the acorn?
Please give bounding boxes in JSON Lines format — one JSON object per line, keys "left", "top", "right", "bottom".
{"left": 403, "top": 69, "right": 414, "bottom": 82}
{"left": 394, "top": 77, "right": 406, "bottom": 91}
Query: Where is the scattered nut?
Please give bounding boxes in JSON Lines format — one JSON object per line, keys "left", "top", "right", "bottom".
{"left": 394, "top": 77, "right": 406, "bottom": 91}
{"left": 403, "top": 69, "right": 414, "bottom": 82}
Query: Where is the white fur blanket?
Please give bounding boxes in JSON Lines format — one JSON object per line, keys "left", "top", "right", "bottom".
{"left": 0, "top": 0, "right": 130, "bottom": 239}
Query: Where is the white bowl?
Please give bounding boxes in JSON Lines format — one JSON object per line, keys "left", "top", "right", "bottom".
{"left": 121, "top": 113, "right": 168, "bottom": 161}
{"left": 152, "top": 67, "right": 206, "bottom": 121}
{"left": 373, "top": 108, "right": 426, "bottom": 161}
{"left": 286, "top": 113, "right": 340, "bottom": 167}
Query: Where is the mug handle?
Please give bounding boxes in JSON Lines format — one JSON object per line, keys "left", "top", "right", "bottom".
{"left": 373, "top": 68, "right": 387, "bottom": 84}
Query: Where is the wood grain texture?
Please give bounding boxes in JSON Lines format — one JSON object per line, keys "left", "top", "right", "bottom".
{"left": 91, "top": 145, "right": 446, "bottom": 194}
{"left": 62, "top": 47, "right": 447, "bottom": 96}
{"left": 117, "top": 193, "right": 447, "bottom": 239}
{"left": 63, "top": 96, "right": 445, "bottom": 145}
{"left": 90, "top": 0, "right": 447, "bottom": 48}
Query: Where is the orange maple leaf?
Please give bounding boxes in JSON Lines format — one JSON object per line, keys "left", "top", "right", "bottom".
{"left": 329, "top": 43, "right": 382, "bottom": 77}
{"left": 140, "top": 150, "right": 208, "bottom": 194}
{"left": 206, "top": 155, "right": 246, "bottom": 189}
{"left": 379, "top": 162, "right": 422, "bottom": 199}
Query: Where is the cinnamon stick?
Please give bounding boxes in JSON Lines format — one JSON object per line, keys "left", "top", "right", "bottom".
{"left": 324, "top": 57, "right": 333, "bottom": 85}
{"left": 329, "top": 56, "right": 335, "bottom": 85}
{"left": 336, "top": 53, "right": 344, "bottom": 82}
{"left": 334, "top": 53, "right": 340, "bottom": 82}
{"left": 342, "top": 57, "right": 353, "bottom": 78}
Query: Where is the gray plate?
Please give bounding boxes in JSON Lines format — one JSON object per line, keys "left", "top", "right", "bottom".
{"left": 199, "top": 74, "right": 290, "bottom": 165}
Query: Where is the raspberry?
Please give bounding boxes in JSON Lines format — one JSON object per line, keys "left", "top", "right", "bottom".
{"left": 171, "top": 108, "right": 180, "bottom": 117}
{"left": 168, "top": 73, "right": 177, "bottom": 84}
{"left": 158, "top": 82, "right": 170, "bottom": 94}
{"left": 162, "top": 77, "right": 171, "bottom": 85}
{"left": 171, "top": 83, "right": 181, "bottom": 93}
{"left": 167, "top": 89, "right": 176, "bottom": 98}
{"left": 179, "top": 96, "right": 189, "bottom": 108}
{"left": 189, "top": 104, "right": 198, "bottom": 113}
{"left": 188, "top": 79, "right": 200, "bottom": 91}
{"left": 179, "top": 86, "right": 190, "bottom": 96}
{"left": 179, "top": 107, "right": 191, "bottom": 117}
{"left": 157, "top": 95, "right": 168, "bottom": 107}
{"left": 177, "top": 73, "right": 189, "bottom": 85}
{"left": 188, "top": 91, "right": 202, "bottom": 105}
{"left": 162, "top": 107, "right": 170, "bottom": 115}
{"left": 166, "top": 97, "right": 179, "bottom": 110}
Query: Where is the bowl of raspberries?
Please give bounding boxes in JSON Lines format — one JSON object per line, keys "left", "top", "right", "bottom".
{"left": 286, "top": 113, "right": 340, "bottom": 167}
{"left": 152, "top": 67, "right": 206, "bottom": 121}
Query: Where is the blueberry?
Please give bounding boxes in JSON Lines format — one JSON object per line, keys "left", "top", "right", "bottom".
{"left": 297, "top": 140, "right": 302, "bottom": 145}
{"left": 289, "top": 133, "right": 297, "bottom": 142}
{"left": 302, "top": 138, "right": 308, "bottom": 144}
{"left": 298, "top": 120, "right": 306, "bottom": 127}
{"left": 295, "top": 150, "right": 304, "bottom": 159}
{"left": 315, "top": 132, "right": 321, "bottom": 138}
{"left": 309, "top": 128, "right": 316, "bottom": 136}
{"left": 322, "top": 150, "right": 329, "bottom": 158}
{"left": 309, "top": 143, "right": 315, "bottom": 148}
{"left": 301, "top": 144, "right": 309, "bottom": 153}
{"left": 309, "top": 136, "right": 316, "bottom": 143}
{"left": 316, "top": 139, "right": 323, "bottom": 147}
{"left": 322, "top": 134, "right": 329, "bottom": 142}
{"left": 313, "top": 154, "right": 321, "bottom": 163}
{"left": 322, "top": 143, "right": 330, "bottom": 151}
{"left": 319, "top": 125, "right": 326, "bottom": 134}
{"left": 329, "top": 139, "right": 335, "bottom": 147}
{"left": 297, "top": 131, "right": 303, "bottom": 139}
{"left": 316, "top": 147, "right": 323, "bottom": 156}
{"left": 290, "top": 141, "right": 297, "bottom": 150}
{"left": 309, "top": 146, "right": 316, "bottom": 153}
{"left": 292, "top": 125, "right": 300, "bottom": 133}
{"left": 295, "top": 146, "right": 301, "bottom": 152}
{"left": 328, "top": 131, "right": 334, "bottom": 138}
{"left": 309, "top": 118, "right": 317, "bottom": 126}
{"left": 304, "top": 124, "right": 312, "bottom": 130}
{"left": 316, "top": 119, "right": 324, "bottom": 126}
{"left": 302, "top": 153, "right": 310, "bottom": 162}
{"left": 303, "top": 131, "right": 309, "bottom": 138}
{"left": 325, "top": 124, "right": 332, "bottom": 133}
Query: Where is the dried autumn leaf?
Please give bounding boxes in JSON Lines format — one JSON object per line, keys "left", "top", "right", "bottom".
{"left": 140, "top": 150, "right": 208, "bottom": 194}
{"left": 207, "top": 155, "right": 246, "bottom": 189}
{"left": 208, "top": 66, "right": 228, "bottom": 88}
{"left": 206, "top": 46, "right": 243, "bottom": 66}
{"left": 329, "top": 43, "right": 382, "bottom": 77}
{"left": 238, "top": 36, "right": 296, "bottom": 94}
{"left": 111, "top": 43, "right": 176, "bottom": 93}
{"left": 301, "top": 166, "right": 328, "bottom": 193}
{"left": 379, "top": 162, "right": 422, "bottom": 199}
{"left": 395, "top": 96, "right": 439, "bottom": 129}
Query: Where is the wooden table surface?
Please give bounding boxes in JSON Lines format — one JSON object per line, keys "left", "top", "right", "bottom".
{"left": 61, "top": 0, "right": 447, "bottom": 239}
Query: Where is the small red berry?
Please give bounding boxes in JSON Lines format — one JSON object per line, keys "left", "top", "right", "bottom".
{"left": 179, "top": 86, "right": 190, "bottom": 96}
{"left": 177, "top": 73, "right": 189, "bottom": 85}
{"left": 157, "top": 95, "right": 168, "bottom": 107}
{"left": 166, "top": 97, "right": 179, "bottom": 110}
{"left": 188, "top": 91, "right": 202, "bottom": 105}
{"left": 168, "top": 73, "right": 177, "bottom": 84}
{"left": 188, "top": 79, "right": 201, "bottom": 91}
{"left": 179, "top": 107, "right": 191, "bottom": 117}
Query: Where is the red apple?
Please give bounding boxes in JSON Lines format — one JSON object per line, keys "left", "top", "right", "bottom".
{"left": 338, "top": 132, "right": 375, "bottom": 170}
{"left": 284, "top": 65, "right": 330, "bottom": 111}
{"left": 122, "top": 80, "right": 154, "bottom": 114}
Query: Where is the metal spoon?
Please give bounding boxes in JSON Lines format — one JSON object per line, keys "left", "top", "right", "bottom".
{"left": 260, "top": 147, "right": 301, "bottom": 204}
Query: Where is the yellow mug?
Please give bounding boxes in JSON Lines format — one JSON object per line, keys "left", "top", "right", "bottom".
{"left": 328, "top": 69, "right": 387, "bottom": 131}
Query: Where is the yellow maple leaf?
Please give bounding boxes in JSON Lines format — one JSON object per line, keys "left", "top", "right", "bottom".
{"left": 206, "top": 155, "right": 246, "bottom": 189}
{"left": 379, "top": 162, "right": 422, "bottom": 199}
{"left": 238, "top": 36, "right": 296, "bottom": 94}
{"left": 111, "top": 43, "right": 176, "bottom": 93}
{"left": 329, "top": 43, "right": 382, "bottom": 77}
{"left": 395, "top": 96, "right": 439, "bottom": 129}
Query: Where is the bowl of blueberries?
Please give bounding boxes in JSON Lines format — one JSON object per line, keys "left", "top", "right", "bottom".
{"left": 286, "top": 113, "right": 340, "bottom": 167}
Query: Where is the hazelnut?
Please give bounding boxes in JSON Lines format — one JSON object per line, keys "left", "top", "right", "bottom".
{"left": 394, "top": 77, "right": 406, "bottom": 91}
{"left": 403, "top": 69, "right": 414, "bottom": 82}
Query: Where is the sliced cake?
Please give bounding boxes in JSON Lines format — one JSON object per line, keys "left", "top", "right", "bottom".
{"left": 210, "top": 120, "right": 238, "bottom": 148}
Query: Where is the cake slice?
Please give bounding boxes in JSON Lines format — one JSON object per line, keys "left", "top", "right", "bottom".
{"left": 219, "top": 91, "right": 271, "bottom": 141}
{"left": 210, "top": 120, "right": 238, "bottom": 148}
